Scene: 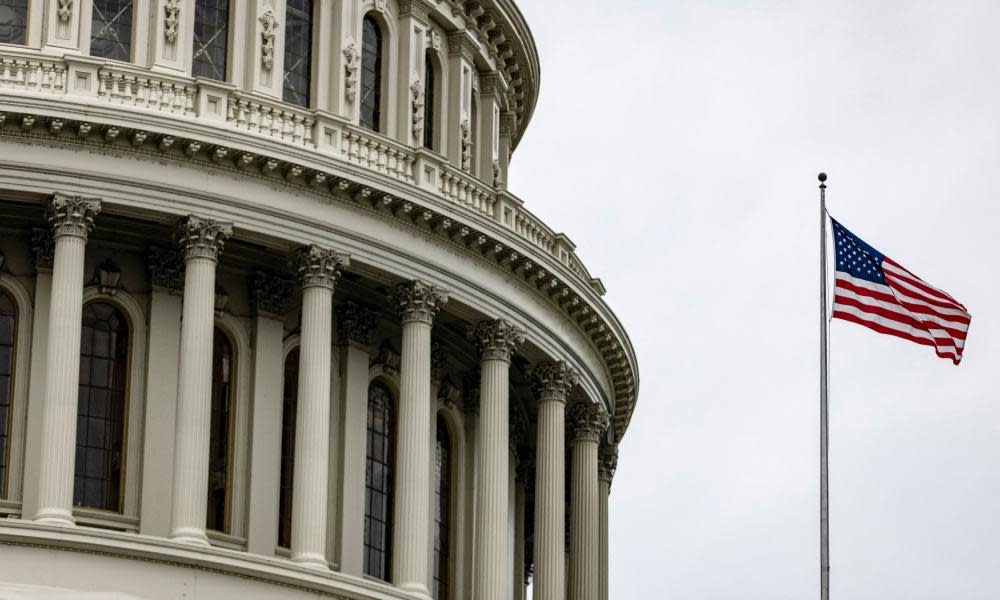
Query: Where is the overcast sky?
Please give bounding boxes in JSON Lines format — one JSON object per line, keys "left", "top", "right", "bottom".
{"left": 508, "top": 1, "right": 1000, "bottom": 598}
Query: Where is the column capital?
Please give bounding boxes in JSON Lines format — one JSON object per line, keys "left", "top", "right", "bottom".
{"left": 295, "top": 245, "right": 349, "bottom": 290}
{"left": 479, "top": 71, "right": 506, "bottom": 97}
{"left": 598, "top": 444, "right": 619, "bottom": 485}
{"left": 47, "top": 193, "right": 101, "bottom": 240}
{"left": 397, "top": 0, "right": 434, "bottom": 23}
{"left": 392, "top": 280, "right": 448, "bottom": 325}
{"left": 176, "top": 216, "right": 233, "bottom": 262}
{"left": 568, "top": 402, "right": 610, "bottom": 444}
{"left": 472, "top": 319, "right": 524, "bottom": 363}
{"left": 531, "top": 360, "right": 578, "bottom": 403}
{"left": 148, "top": 246, "right": 185, "bottom": 292}
{"left": 250, "top": 271, "right": 295, "bottom": 317}
{"left": 447, "top": 30, "right": 478, "bottom": 61}
{"left": 337, "top": 301, "right": 378, "bottom": 347}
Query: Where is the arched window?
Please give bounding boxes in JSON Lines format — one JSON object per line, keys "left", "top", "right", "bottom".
{"left": 90, "top": 0, "right": 134, "bottom": 62}
{"left": 423, "top": 52, "right": 436, "bottom": 150}
{"left": 0, "top": 291, "right": 16, "bottom": 498}
{"left": 277, "top": 348, "right": 299, "bottom": 548}
{"left": 0, "top": 0, "right": 28, "bottom": 45}
{"left": 364, "top": 380, "right": 394, "bottom": 580}
{"left": 360, "top": 15, "right": 383, "bottom": 132}
{"left": 207, "top": 327, "right": 236, "bottom": 532}
{"left": 433, "top": 414, "right": 453, "bottom": 600}
{"left": 283, "top": 0, "right": 313, "bottom": 107}
{"left": 74, "top": 301, "right": 129, "bottom": 512}
{"left": 192, "top": 0, "right": 230, "bottom": 81}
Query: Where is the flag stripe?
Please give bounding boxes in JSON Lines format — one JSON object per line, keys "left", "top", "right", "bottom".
{"left": 834, "top": 275, "right": 971, "bottom": 324}
{"left": 832, "top": 309, "right": 960, "bottom": 363}
{"left": 833, "top": 288, "right": 968, "bottom": 342}
{"left": 883, "top": 258, "right": 965, "bottom": 307}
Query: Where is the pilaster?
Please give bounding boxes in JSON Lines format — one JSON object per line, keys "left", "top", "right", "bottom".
{"left": 476, "top": 71, "right": 505, "bottom": 185}
{"left": 148, "top": 0, "right": 195, "bottom": 73}
{"left": 446, "top": 30, "right": 477, "bottom": 169}
{"left": 395, "top": 0, "right": 434, "bottom": 146}
{"left": 42, "top": 0, "right": 83, "bottom": 53}
{"left": 243, "top": 0, "right": 286, "bottom": 99}
{"left": 598, "top": 444, "right": 617, "bottom": 600}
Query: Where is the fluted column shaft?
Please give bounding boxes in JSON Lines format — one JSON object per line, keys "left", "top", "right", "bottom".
{"left": 290, "top": 246, "right": 348, "bottom": 567}
{"left": 532, "top": 361, "right": 578, "bottom": 600}
{"left": 33, "top": 194, "right": 101, "bottom": 525}
{"left": 170, "top": 216, "right": 232, "bottom": 545}
{"left": 598, "top": 444, "right": 618, "bottom": 600}
{"left": 473, "top": 320, "right": 524, "bottom": 600}
{"left": 513, "top": 472, "right": 527, "bottom": 600}
{"left": 568, "top": 404, "right": 610, "bottom": 600}
{"left": 392, "top": 282, "right": 448, "bottom": 596}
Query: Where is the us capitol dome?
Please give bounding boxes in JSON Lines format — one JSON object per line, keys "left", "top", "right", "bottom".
{"left": 0, "top": 1, "right": 638, "bottom": 599}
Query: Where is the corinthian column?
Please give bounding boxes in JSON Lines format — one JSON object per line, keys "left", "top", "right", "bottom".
{"left": 32, "top": 194, "right": 101, "bottom": 526}
{"left": 598, "top": 444, "right": 618, "bottom": 600}
{"left": 169, "top": 216, "right": 233, "bottom": 545}
{"left": 472, "top": 319, "right": 524, "bottom": 600}
{"left": 531, "top": 361, "right": 577, "bottom": 600}
{"left": 290, "top": 246, "right": 349, "bottom": 567}
{"left": 568, "top": 403, "right": 610, "bottom": 600}
{"left": 391, "top": 281, "right": 448, "bottom": 596}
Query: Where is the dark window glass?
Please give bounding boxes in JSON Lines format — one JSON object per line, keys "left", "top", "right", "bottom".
{"left": 0, "top": 292, "right": 16, "bottom": 498}
{"left": 0, "top": 0, "right": 28, "bottom": 45}
{"left": 423, "top": 53, "right": 436, "bottom": 150}
{"left": 360, "top": 15, "right": 382, "bottom": 132}
{"left": 192, "top": 0, "right": 229, "bottom": 81}
{"left": 74, "top": 302, "right": 128, "bottom": 512}
{"left": 90, "top": 0, "right": 133, "bottom": 62}
{"left": 277, "top": 348, "right": 299, "bottom": 548}
{"left": 364, "top": 380, "right": 394, "bottom": 580}
{"left": 282, "top": 0, "right": 312, "bottom": 107}
{"left": 433, "top": 415, "right": 452, "bottom": 600}
{"left": 207, "top": 327, "right": 235, "bottom": 532}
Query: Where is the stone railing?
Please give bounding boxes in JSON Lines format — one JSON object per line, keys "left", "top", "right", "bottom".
{"left": 439, "top": 163, "right": 496, "bottom": 218}
{"left": 97, "top": 65, "right": 196, "bottom": 117}
{"left": 0, "top": 51, "right": 67, "bottom": 95}
{"left": 227, "top": 91, "right": 315, "bottom": 147}
{"left": 340, "top": 127, "right": 415, "bottom": 184}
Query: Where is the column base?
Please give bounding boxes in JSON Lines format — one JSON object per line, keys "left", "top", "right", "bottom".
{"left": 169, "top": 527, "right": 211, "bottom": 547}
{"left": 397, "top": 582, "right": 431, "bottom": 600}
{"left": 290, "top": 552, "right": 330, "bottom": 571}
{"left": 33, "top": 508, "right": 75, "bottom": 528}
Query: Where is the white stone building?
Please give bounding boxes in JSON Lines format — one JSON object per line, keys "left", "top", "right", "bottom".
{"left": 0, "top": 1, "right": 638, "bottom": 599}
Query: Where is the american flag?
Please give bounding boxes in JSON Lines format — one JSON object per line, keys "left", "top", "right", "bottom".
{"left": 831, "top": 218, "right": 971, "bottom": 364}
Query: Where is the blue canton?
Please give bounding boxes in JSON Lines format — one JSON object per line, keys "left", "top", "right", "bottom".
{"left": 831, "top": 218, "right": 886, "bottom": 285}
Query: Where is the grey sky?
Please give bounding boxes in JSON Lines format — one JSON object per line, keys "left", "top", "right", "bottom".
{"left": 508, "top": 1, "right": 1000, "bottom": 598}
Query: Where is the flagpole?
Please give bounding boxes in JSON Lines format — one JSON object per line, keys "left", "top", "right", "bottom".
{"left": 818, "top": 172, "right": 830, "bottom": 600}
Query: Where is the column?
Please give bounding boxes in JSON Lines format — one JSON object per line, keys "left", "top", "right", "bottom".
{"left": 568, "top": 403, "right": 610, "bottom": 600}
{"left": 531, "top": 361, "right": 577, "bottom": 600}
{"left": 598, "top": 444, "right": 618, "bottom": 600}
{"left": 472, "top": 319, "right": 524, "bottom": 600}
{"left": 335, "top": 302, "right": 379, "bottom": 575}
{"left": 477, "top": 73, "right": 505, "bottom": 184}
{"left": 289, "top": 246, "right": 349, "bottom": 567}
{"left": 169, "top": 216, "right": 233, "bottom": 545}
{"left": 391, "top": 281, "right": 448, "bottom": 596}
{"left": 32, "top": 194, "right": 101, "bottom": 526}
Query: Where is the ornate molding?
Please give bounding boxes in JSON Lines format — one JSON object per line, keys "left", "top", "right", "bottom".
{"left": 598, "top": 444, "right": 618, "bottom": 484}
{"left": 410, "top": 79, "right": 424, "bottom": 142}
{"left": 438, "top": 374, "right": 462, "bottom": 410}
{"left": 47, "top": 193, "right": 101, "bottom": 240}
{"left": 447, "top": 31, "right": 477, "bottom": 61}
{"left": 499, "top": 112, "right": 518, "bottom": 137}
{"left": 31, "top": 228, "right": 54, "bottom": 272}
{"left": 57, "top": 0, "right": 72, "bottom": 23}
{"left": 472, "top": 319, "right": 524, "bottom": 363}
{"left": 479, "top": 72, "right": 503, "bottom": 96}
{"left": 337, "top": 301, "right": 378, "bottom": 347}
{"left": 391, "top": 280, "right": 448, "bottom": 325}
{"left": 398, "top": 0, "right": 433, "bottom": 23}
{"left": 164, "top": 0, "right": 181, "bottom": 43}
{"left": 259, "top": 10, "right": 279, "bottom": 71}
{"left": 371, "top": 341, "right": 401, "bottom": 376}
{"left": 531, "top": 360, "right": 577, "bottom": 403}
{"left": 294, "top": 244, "right": 349, "bottom": 290}
{"left": 460, "top": 119, "right": 472, "bottom": 172}
{"left": 568, "top": 402, "right": 609, "bottom": 444}
{"left": 343, "top": 43, "right": 360, "bottom": 103}
{"left": 175, "top": 215, "right": 232, "bottom": 262}
{"left": 148, "top": 246, "right": 184, "bottom": 292}
{"left": 249, "top": 271, "right": 294, "bottom": 317}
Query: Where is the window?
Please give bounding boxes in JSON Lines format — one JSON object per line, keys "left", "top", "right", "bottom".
{"left": 364, "top": 380, "right": 394, "bottom": 580}
{"left": 0, "top": 291, "right": 16, "bottom": 498}
{"left": 74, "top": 302, "right": 129, "bottom": 512}
{"left": 277, "top": 348, "right": 299, "bottom": 548}
{"left": 433, "top": 415, "right": 453, "bottom": 600}
{"left": 423, "top": 53, "right": 436, "bottom": 150}
{"left": 0, "top": 0, "right": 28, "bottom": 45}
{"left": 282, "top": 0, "right": 313, "bottom": 107}
{"left": 360, "top": 15, "right": 383, "bottom": 132}
{"left": 193, "top": 0, "right": 229, "bottom": 81}
{"left": 207, "top": 327, "right": 235, "bottom": 532}
{"left": 90, "top": 0, "right": 133, "bottom": 62}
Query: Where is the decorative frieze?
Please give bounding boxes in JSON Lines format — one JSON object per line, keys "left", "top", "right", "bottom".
{"left": 598, "top": 444, "right": 618, "bottom": 484}
{"left": 532, "top": 360, "right": 578, "bottom": 402}
{"left": 337, "top": 301, "right": 378, "bottom": 347}
{"left": 57, "top": 0, "right": 73, "bottom": 22}
{"left": 249, "top": 271, "right": 294, "bottom": 317}
{"left": 294, "top": 245, "right": 349, "bottom": 290}
{"left": 472, "top": 318, "right": 524, "bottom": 363}
{"left": 568, "top": 402, "right": 609, "bottom": 443}
{"left": 148, "top": 246, "right": 184, "bottom": 291}
{"left": 391, "top": 280, "right": 448, "bottom": 325}
{"left": 47, "top": 193, "right": 101, "bottom": 240}
{"left": 31, "top": 228, "right": 54, "bottom": 272}
{"left": 164, "top": 0, "right": 181, "bottom": 43}
{"left": 343, "top": 44, "right": 360, "bottom": 102}
{"left": 259, "top": 10, "right": 279, "bottom": 71}
{"left": 175, "top": 216, "right": 232, "bottom": 261}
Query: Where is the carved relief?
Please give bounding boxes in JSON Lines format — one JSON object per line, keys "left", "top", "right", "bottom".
{"left": 148, "top": 246, "right": 185, "bottom": 292}
{"left": 460, "top": 119, "right": 472, "bottom": 172}
{"left": 392, "top": 280, "right": 448, "bottom": 325}
{"left": 31, "top": 228, "right": 54, "bottom": 272}
{"left": 294, "top": 245, "right": 349, "bottom": 290}
{"left": 57, "top": 0, "right": 73, "bottom": 23}
{"left": 471, "top": 319, "right": 524, "bottom": 363}
{"left": 531, "top": 360, "right": 578, "bottom": 403}
{"left": 47, "top": 193, "right": 101, "bottom": 240}
{"left": 175, "top": 215, "right": 233, "bottom": 262}
{"left": 337, "top": 301, "right": 378, "bottom": 347}
{"left": 343, "top": 43, "right": 360, "bottom": 103}
{"left": 371, "top": 341, "right": 401, "bottom": 375}
{"left": 249, "top": 271, "right": 294, "bottom": 317}
{"left": 259, "top": 10, "right": 279, "bottom": 71}
{"left": 568, "top": 402, "right": 610, "bottom": 443}
{"left": 164, "top": 0, "right": 181, "bottom": 43}
{"left": 599, "top": 444, "right": 619, "bottom": 484}
{"left": 492, "top": 159, "right": 502, "bottom": 188}
{"left": 410, "top": 79, "right": 424, "bottom": 141}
